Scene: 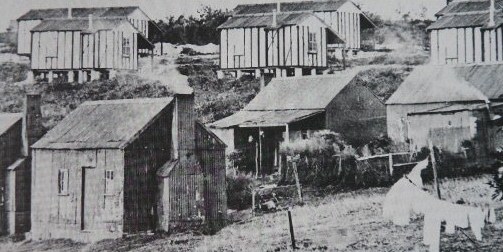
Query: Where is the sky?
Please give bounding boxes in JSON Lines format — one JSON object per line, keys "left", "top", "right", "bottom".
{"left": 0, "top": 0, "right": 447, "bottom": 32}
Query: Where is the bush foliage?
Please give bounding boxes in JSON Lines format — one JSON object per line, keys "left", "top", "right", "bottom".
{"left": 226, "top": 173, "right": 254, "bottom": 210}
{"left": 155, "top": 6, "right": 230, "bottom": 45}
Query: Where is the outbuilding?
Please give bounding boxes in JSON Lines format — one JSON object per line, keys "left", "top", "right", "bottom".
{"left": 210, "top": 69, "right": 386, "bottom": 174}
{"left": 386, "top": 64, "right": 503, "bottom": 157}
{"left": 30, "top": 95, "right": 226, "bottom": 241}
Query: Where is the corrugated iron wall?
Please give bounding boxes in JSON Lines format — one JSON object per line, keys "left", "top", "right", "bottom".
{"left": 0, "top": 120, "right": 23, "bottom": 234}
{"left": 195, "top": 121, "right": 227, "bottom": 232}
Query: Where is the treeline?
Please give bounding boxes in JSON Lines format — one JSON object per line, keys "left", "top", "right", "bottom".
{"left": 155, "top": 6, "right": 230, "bottom": 45}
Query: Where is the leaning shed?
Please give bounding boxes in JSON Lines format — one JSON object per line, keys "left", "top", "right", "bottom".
{"left": 210, "top": 68, "right": 386, "bottom": 174}
{"left": 30, "top": 95, "right": 227, "bottom": 241}
{"left": 386, "top": 64, "right": 503, "bottom": 151}
{"left": 428, "top": 0, "right": 503, "bottom": 65}
{"left": 29, "top": 17, "right": 154, "bottom": 83}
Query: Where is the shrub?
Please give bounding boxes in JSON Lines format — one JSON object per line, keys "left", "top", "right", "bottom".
{"left": 226, "top": 173, "right": 254, "bottom": 210}
{"left": 0, "top": 62, "right": 29, "bottom": 82}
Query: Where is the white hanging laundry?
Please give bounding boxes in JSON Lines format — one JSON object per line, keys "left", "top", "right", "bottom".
{"left": 468, "top": 207, "right": 485, "bottom": 241}
{"left": 408, "top": 158, "right": 429, "bottom": 187}
{"left": 423, "top": 212, "right": 441, "bottom": 252}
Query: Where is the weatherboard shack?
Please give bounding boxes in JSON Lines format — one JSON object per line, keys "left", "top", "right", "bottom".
{"left": 210, "top": 70, "right": 386, "bottom": 174}
{"left": 30, "top": 95, "right": 226, "bottom": 241}
{"left": 386, "top": 64, "right": 503, "bottom": 160}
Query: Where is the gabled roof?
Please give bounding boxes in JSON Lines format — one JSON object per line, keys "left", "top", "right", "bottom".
{"left": 234, "top": 1, "right": 348, "bottom": 15}
{"left": 31, "top": 18, "right": 130, "bottom": 32}
{"left": 386, "top": 64, "right": 503, "bottom": 105}
{"left": 232, "top": 0, "right": 375, "bottom": 28}
{"left": 219, "top": 12, "right": 315, "bottom": 29}
{"left": 429, "top": 0, "right": 503, "bottom": 30}
{"left": 0, "top": 113, "right": 22, "bottom": 136}
{"left": 210, "top": 69, "right": 366, "bottom": 129}
{"left": 32, "top": 97, "right": 174, "bottom": 150}
{"left": 245, "top": 70, "right": 359, "bottom": 111}
{"left": 18, "top": 6, "right": 140, "bottom": 21}
{"left": 218, "top": 12, "right": 345, "bottom": 43}
{"left": 435, "top": 0, "right": 503, "bottom": 17}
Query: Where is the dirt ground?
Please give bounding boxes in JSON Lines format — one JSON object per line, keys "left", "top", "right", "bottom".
{"left": 1, "top": 175, "right": 502, "bottom": 252}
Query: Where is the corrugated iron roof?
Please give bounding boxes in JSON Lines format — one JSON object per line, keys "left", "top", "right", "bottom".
{"left": 430, "top": 0, "right": 503, "bottom": 29}
{"left": 245, "top": 70, "right": 359, "bottom": 111}
{"left": 218, "top": 12, "right": 344, "bottom": 43}
{"left": 427, "top": 13, "right": 489, "bottom": 29}
{"left": 436, "top": 0, "right": 503, "bottom": 17}
{"left": 219, "top": 12, "right": 313, "bottom": 29}
{"left": 18, "top": 6, "right": 140, "bottom": 20}
{"left": 209, "top": 111, "right": 270, "bottom": 128}
{"left": 408, "top": 102, "right": 503, "bottom": 115}
{"left": 32, "top": 97, "right": 174, "bottom": 150}
{"left": 239, "top": 110, "right": 324, "bottom": 127}
{"left": 0, "top": 113, "right": 22, "bottom": 136}
{"left": 31, "top": 18, "right": 129, "bottom": 32}
{"left": 233, "top": 1, "right": 349, "bottom": 15}
{"left": 209, "top": 110, "right": 324, "bottom": 128}
{"left": 387, "top": 64, "right": 503, "bottom": 105}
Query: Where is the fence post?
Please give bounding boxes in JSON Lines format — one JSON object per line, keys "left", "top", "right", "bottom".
{"left": 251, "top": 189, "right": 256, "bottom": 216}
{"left": 288, "top": 208, "right": 296, "bottom": 250}
{"left": 388, "top": 154, "right": 394, "bottom": 177}
{"left": 292, "top": 159, "right": 303, "bottom": 203}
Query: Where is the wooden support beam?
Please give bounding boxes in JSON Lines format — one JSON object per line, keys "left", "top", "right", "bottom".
{"left": 428, "top": 140, "right": 441, "bottom": 199}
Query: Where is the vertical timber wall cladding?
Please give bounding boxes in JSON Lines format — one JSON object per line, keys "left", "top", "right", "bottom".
{"left": 32, "top": 29, "right": 138, "bottom": 71}
{"left": 31, "top": 149, "right": 125, "bottom": 241}
{"left": 431, "top": 27, "right": 503, "bottom": 65}
{"left": 18, "top": 20, "right": 42, "bottom": 55}
{"left": 220, "top": 24, "right": 328, "bottom": 70}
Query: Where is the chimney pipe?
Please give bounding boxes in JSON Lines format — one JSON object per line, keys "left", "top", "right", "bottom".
{"left": 277, "top": 2, "right": 281, "bottom": 13}
{"left": 272, "top": 10, "right": 278, "bottom": 27}
{"left": 68, "top": 8, "right": 72, "bottom": 18}
{"left": 22, "top": 92, "right": 43, "bottom": 157}
{"left": 88, "top": 14, "right": 93, "bottom": 30}
{"left": 489, "top": 0, "right": 496, "bottom": 27}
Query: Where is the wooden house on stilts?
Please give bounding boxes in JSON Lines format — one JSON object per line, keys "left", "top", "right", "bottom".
{"left": 30, "top": 94, "right": 227, "bottom": 241}
{"left": 218, "top": 0, "right": 375, "bottom": 78}
{"left": 16, "top": 7, "right": 162, "bottom": 83}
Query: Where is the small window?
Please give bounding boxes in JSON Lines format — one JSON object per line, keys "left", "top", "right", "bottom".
{"left": 58, "top": 169, "right": 69, "bottom": 195}
{"left": 122, "top": 38, "right": 131, "bottom": 57}
{"left": 301, "top": 130, "right": 309, "bottom": 140}
{"left": 105, "top": 170, "right": 115, "bottom": 195}
{"left": 308, "top": 32, "right": 317, "bottom": 52}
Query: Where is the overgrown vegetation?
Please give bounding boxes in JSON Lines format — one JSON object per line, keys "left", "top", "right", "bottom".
{"left": 0, "top": 66, "right": 174, "bottom": 130}
{"left": 354, "top": 66, "right": 413, "bottom": 102}
{"left": 226, "top": 173, "right": 254, "bottom": 210}
{"left": 176, "top": 57, "right": 264, "bottom": 123}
